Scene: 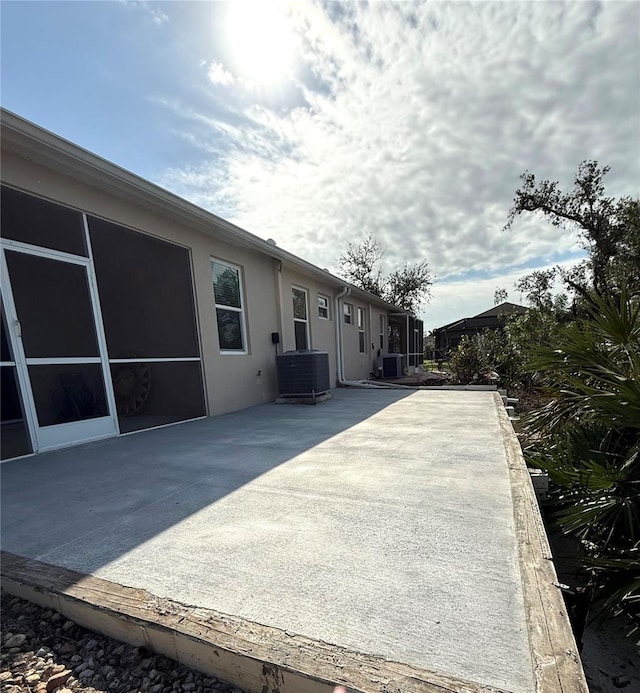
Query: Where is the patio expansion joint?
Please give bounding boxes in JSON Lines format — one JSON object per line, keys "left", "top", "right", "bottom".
{"left": 1, "top": 550, "right": 511, "bottom": 693}
{"left": 493, "top": 393, "right": 588, "bottom": 693}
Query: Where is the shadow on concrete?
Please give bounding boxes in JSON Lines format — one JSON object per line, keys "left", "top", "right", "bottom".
{"left": 1, "top": 389, "right": 412, "bottom": 589}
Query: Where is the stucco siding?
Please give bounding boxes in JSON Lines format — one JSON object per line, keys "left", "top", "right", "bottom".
{"left": 279, "top": 267, "right": 338, "bottom": 386}
{"left": 342, "top": 299, "right": 379, "bottom": 380}
{"left": 203, "top": 242, "right": 281, "bottom": 416}
{"left": 1, "top": 145, "right": 403, "bottom": 424}
{"left": 1, "top": 152, "right": 282, "bottom": 417}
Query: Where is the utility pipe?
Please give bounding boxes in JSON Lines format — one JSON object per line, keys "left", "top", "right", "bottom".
{"left": 334, "top": 287, "right": 419, "bottom": 389}
{"left": 273, "top": 258, "right": 284, "bottom": 354}
{"left": 368, "top": 302, "right": 375, "bottom": 375}
{"left": 333, "top": 289, "right": 427, "bottom": 390}
{"left": 342, "top": 378, "right": 421, "bottom": 390}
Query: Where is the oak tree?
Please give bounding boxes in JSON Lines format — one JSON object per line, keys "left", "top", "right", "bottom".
{"left": 504, "top": 160, "right": 640, "bottom": 299}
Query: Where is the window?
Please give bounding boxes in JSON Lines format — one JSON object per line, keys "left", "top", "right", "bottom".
{"left": 211, "top": 259, "right": 246, "bottom": 353}
{"left": 358, "top": 307, "right": 366, "bottom": 353}
{"left": 379, "top": 314, "right": 385, "bottom": 351}
{"left": 344, "top": 302, "right": 353, "bottom": 325}
{"left": 292, "top": 287, "right": 309, "bottom": 350}
{"left": 318, "top": 294, "right": 330, "bottom": 320}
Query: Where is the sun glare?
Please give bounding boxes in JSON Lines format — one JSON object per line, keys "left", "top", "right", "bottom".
{"left": 226, "top": 1, "right": 297, "bottom": 86}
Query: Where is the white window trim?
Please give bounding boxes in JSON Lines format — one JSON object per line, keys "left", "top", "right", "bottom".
{"left": 379, "top": 314, "right": 385, "bottom": 351}
{"left": 358, "top": 307, "right": 366, "bottom": 353}
{"left": 318, "top": 294, "right": 330, "bottom": 320}
{"left": 344, "top": 302, "right": 353, "bottom": 325}
{"left": 292, "top": 286, "right": 310, "bottom": 350}
{"left": 212, "top": 258, "right": 248, "bottom": 355}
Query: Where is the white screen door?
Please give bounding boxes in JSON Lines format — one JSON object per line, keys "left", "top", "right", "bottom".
{"left": 1, "top": 243, "right": 117, "bottom": 452}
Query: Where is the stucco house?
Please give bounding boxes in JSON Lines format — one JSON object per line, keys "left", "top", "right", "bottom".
{"left": 0, "top": 109, "right": 423, "bottom": 460}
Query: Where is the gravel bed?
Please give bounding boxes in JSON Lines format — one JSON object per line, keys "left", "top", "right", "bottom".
{"left": 0, "top": 592, "right": 248, "bottom": 693}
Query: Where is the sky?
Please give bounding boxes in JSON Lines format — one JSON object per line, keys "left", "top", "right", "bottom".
{"left": 2, "top": 0, "right": 639, "bottom": 331}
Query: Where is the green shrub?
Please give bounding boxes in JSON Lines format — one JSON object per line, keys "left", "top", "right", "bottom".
{"left": 524, "top": 291, "right": 640, "bottom": 642}
{"left": 448, "top": 335, "right": 490, "bottom": 384}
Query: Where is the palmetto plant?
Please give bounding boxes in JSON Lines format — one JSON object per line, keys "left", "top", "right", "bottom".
{"left": 523, "top": 290, "right": 640, "bottom": 641}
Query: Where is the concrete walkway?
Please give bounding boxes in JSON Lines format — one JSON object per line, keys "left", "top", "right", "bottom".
{"left": 2, "top": 389, "right": 535, "bottom": 691}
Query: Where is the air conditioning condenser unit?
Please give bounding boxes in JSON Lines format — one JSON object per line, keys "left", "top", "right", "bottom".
{"left": 382, "top": 354, "right": 402, "bottom": 378}
{"left": 276, "top": 350, "right": 330, "bottom": 397}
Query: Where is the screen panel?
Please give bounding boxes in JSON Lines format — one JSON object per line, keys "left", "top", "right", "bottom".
{"left": 89, "top": 218, "right": 200, "bottom": 359}
{"left": 111, "top": 361, "right": 205, "bottom": 433}
{"left": 5, "top": 251, "right": 99, "bottom": 358}
{"left": 0, "top": 366, "right": 32, "bottom": 459}
{"left": 27, "top": 363, "right": 108, "bottom": 427}
{"left": 1, "top": 186, "right": 87, "bottom": 256}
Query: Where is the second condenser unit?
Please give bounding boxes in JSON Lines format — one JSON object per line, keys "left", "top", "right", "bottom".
{"left": 382, "top": 354, "right": 403, "bottom": 378}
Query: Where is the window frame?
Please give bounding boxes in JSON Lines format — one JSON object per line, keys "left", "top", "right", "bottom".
{"left": 344, "top": 302, "right": 353, "bottom": 325}
{"left": 357, "top": 307, "right": 366, "bottom": 353}
{"left": 292, "top": 285, "right": 310, "bottom": 350}
{"left": 211, "top": 258, "right": 248, "bottom": 355}
{"left": 379, "top": 314, "right": 386, "bottom": 351}
{"left": 318, "top": 294, "right": 330, "bottom": 320}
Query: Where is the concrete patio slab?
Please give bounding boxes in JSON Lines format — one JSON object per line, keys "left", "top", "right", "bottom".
{"left": 1, "top": 389, "right": 584, "bottom": 692}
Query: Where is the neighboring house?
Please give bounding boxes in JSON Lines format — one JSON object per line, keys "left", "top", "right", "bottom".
{"left": 433, "top": 302, "right": 527, "bottom": 357}
{"left": 0, "top": 109, "right": 423, "bottom": 459}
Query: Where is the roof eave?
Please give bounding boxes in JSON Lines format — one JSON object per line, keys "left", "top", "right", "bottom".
{"left": 1, "top": 108, "right": 402, "bottom": 311}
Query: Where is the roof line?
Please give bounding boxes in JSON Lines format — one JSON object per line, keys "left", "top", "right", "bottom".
{"left": 0, "top": 108, "right": 403, "bottom": 313}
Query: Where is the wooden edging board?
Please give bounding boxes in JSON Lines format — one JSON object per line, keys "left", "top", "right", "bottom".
{"left": 2, "top": 550, "right": 510, "bottom": 693}
{"left": 493, "top": 392, "right": 588, "bottom": 693}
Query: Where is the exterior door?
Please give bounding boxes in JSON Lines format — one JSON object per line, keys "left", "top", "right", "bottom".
{"left": 1, "top": 243, "right": 118, "bottom": 452}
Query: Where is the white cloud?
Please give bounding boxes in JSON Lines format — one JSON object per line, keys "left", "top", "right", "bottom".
{"left": 160, "top": 1, "right": 639, "bottom": 326}
{"left": 207, "top": 61, "right": 234, "bottom": 86}
{"left": 123, "top": 1, "right": 168, "bottom": 26}
{"left": 150, "top": 8, "right": 168, "bottom": 26}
